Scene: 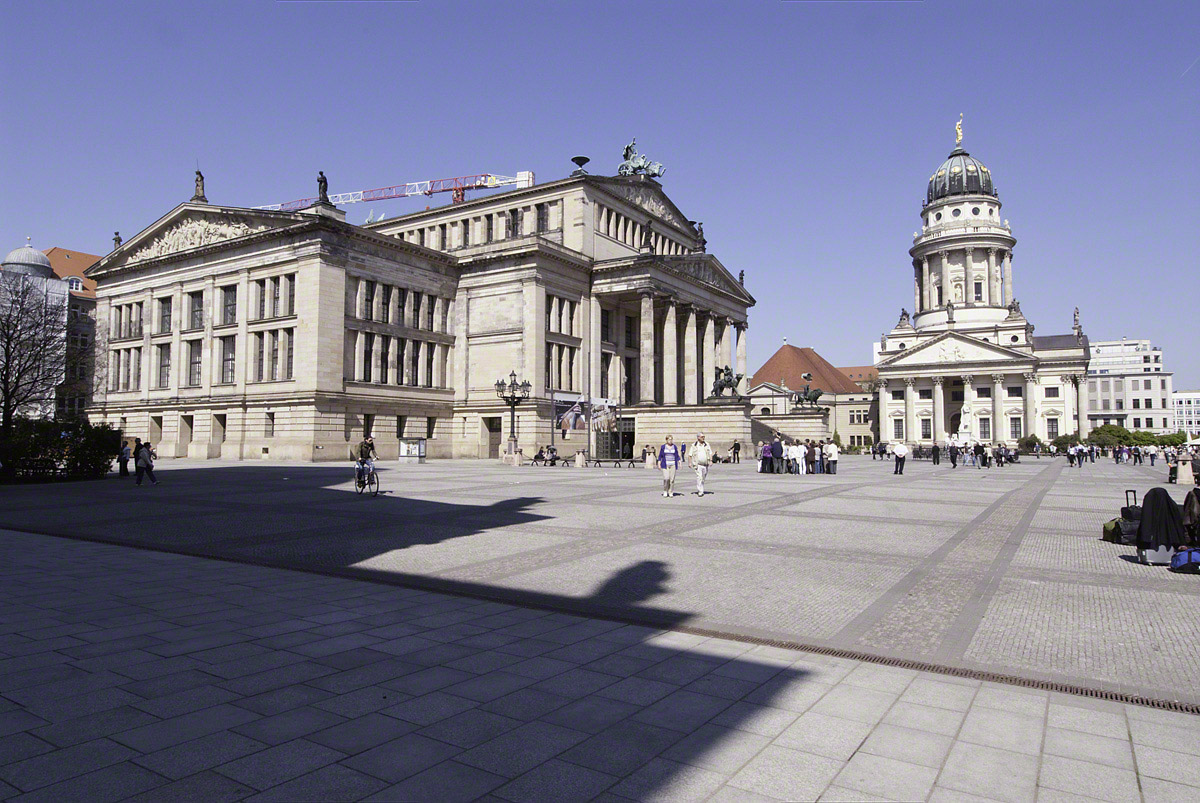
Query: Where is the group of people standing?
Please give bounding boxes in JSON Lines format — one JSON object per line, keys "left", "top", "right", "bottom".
{"left": 116, "top": 438, "right": 158, "bottom": 485}
{"left": 756, "top": 436, "right": 839, "bottom": 475}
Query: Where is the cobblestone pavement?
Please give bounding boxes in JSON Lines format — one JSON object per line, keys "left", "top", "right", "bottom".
{"left": 0, "top": 454, "right": 1196, "bottom": 713}
{"left": 2, "top": 530, "right": 1198, "bottom": 802}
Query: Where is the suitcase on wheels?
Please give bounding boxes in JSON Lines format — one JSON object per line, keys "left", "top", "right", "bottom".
{"left": 1121, "top": 490, "right": 1142, "bottom": 522}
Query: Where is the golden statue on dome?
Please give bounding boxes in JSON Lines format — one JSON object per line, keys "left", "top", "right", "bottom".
{"left": 955, "top": 113, "right": 963, "bottom": 146}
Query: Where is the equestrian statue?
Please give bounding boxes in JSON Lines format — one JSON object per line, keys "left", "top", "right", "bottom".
{"left": 710, "top": 365, "right": 743, "bottom": 398}
{"left": 792, "top": 372, "right": 824, "bottom": 407}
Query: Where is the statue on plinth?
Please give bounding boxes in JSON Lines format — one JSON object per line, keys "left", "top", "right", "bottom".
{"left": 317, "top": 171, "right": 329, "bottom": 203}
{"left": 113, "top": 231, "right": 122, "bottom": 249}
{"left": 191, "top": 170, "right": 207, "bottom": 203}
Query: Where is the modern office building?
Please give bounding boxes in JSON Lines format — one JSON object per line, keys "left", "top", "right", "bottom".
{"left": 1173, "top": 390, "right": 1200, "bottom": 437}
{"left": 1086, "top": 338, "right": 1175, "bottom": 434}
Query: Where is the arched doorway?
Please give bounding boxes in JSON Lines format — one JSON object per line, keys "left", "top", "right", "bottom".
{"left": 949, "top": 412, "right": 961, "bottom": 439}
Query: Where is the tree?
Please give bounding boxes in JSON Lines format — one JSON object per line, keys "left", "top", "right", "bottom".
{"left": 1129, "top": 430, "right": 1158, "bottom": 446}
{"left": 1017, "top": 434, "right": 1043, "bottom": 452}
{"left": 1086, "top": 424, "right": 1132, "bottom": 448}
{"left": 1157, "top": 431, "right": 1187, "bottom": 447}
{"left": 1052, "top": 431, "right": 1081, "bottom": 451}
{"left": 0, "top": 273, "right": 69, "bottom": 435}
{"left": 832, "top": 430, "right": 843, "bottom": 448}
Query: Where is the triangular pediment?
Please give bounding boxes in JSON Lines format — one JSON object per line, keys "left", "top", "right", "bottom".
{"left": 659, "top": 254, "right": 755, "bottom": 306}
{"left": 878, "top": 331, "right": 1034, "bottom": 369}
{"left": 88, "top": 203, "right": 311, "bottom": 277}
{"left": 591, "top": 177, "right": 697, "bottom": 236}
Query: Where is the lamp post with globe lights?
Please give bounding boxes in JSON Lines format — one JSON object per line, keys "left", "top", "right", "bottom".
{"left": 494, "top": 371, "right": 531, "bottom": 454}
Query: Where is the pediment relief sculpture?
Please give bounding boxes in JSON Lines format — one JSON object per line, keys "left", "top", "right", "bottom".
{"left": 128, "top": 217, "right": 269, "bottom": 263}
{"left": 601, "top": 182, "right": 692, "bottom": 232}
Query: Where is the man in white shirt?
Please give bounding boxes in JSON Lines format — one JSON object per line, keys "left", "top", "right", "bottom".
{"left": 892, "top": 441, "right": 909, "bottom": 475}
{"left": 824, "top": 441, "right": 840, "bottom": 475}
{"left": 796, "top": 441, "right": 808, "bottom": 474}
{"left": 689, "top": 433, "right": 714, "bottom": 496}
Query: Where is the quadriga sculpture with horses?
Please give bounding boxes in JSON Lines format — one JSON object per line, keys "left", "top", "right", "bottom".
{"left": 710, "top": 365, "right": 743, "bottom": 397}
{"left": 617, "top": 139, "right": 666, "bottom": 178}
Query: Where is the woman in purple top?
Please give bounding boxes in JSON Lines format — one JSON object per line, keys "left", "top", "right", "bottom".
{"left": 659, "top": 435, "right": 682, "bottom": 497}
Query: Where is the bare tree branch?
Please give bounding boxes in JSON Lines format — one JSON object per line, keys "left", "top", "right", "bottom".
{"left": 0, "top": 273, "right": 70, "bottom": 433}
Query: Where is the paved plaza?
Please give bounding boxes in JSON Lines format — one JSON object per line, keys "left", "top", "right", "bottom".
{"left": 1, "top": 455, "right": 1198, "bottom": 801}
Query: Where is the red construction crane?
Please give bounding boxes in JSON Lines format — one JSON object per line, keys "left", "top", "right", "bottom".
{"left": 255, "top": 171, "right": 535, "bottom": 212}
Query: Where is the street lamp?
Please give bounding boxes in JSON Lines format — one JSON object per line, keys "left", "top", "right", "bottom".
{"left": 495, "top": 371, "right": 532, "bottom": 454}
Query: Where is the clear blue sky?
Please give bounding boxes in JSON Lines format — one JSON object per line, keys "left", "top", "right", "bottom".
{"left": 4, "top": 0, "right": 1198, "bottom": 387}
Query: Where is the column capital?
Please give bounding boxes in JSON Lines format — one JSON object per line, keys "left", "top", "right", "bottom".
{"left": 960, "top": 374, "right": 974, "bottom": 385}
{"left": 991, "top": 373, "right": 1005, "bottom": 384}
{"left": 904, "top": 377, "right": 917, "bottom": 388}
{"left": 877, "top": 378, "right": 889, "bottom": 389}
{"left": 987, "top": 247, "right": 998, "bottom": 256}
{"left": 964, "top": 246, "right": 974, "bottom": 255}
{"left": 1023, "top": 371, "right": 1038, "bottom": 383}
{"left": 735, "top": 320, "right": 748, "bottom": 332}
{"left": 932, "top": 376, "right": 945, "bottom": 386}
{"left": 938, "top": 249, "right": 949, "bottom": 258}
{"left": 637, "top": 288, "right": 656, "bottom": 299}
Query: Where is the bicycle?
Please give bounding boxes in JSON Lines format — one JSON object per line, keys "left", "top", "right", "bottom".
{"left": 354, "top": 460, "right": 379, "bottom": 496}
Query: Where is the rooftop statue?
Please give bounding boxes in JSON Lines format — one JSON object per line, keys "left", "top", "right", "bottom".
{"left": 317, "top": 171, "right": 329, "bottom": 203}
{"left": 899, "top": 308, "right": 911, "bottom": 326}
{"left": 955, "top": 113, "right": 963, "bottom": 147}
{"left": 1074, "top": 306, "right": 1080, "bottom": 328}
{"left": 617, "top": 139, "right": 666, "bottom": 178}
{"left": 191, "top": 170, "right": 207, "bottom": 203}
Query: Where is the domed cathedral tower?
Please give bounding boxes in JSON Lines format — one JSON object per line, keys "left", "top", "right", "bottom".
{"left": 871, "top": 119, "right": 1091, "bottom": 448}
{"left": 910, "top": 116, "right": 1018, "bottom": 335}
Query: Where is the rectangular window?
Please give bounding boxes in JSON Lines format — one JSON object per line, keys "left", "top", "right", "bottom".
{"left": 157, "top": 344, "right": 170, "bottom": 388}
{"left": 426, "top": 297, "right": 435, "bottom": 330}
{"left": 363, "top": 281, "right": 375, "bottom": 320}
{"left": 425, "top": 342, "right": 434, "bottom": 387}
{"left": 951, "top": 390, "right": 964, "bottom": 402}
{"left": 600, "top": 353, "right": 610, "bottom": 398}
{"left": 221, "top": 286, "right": 237, "bottom": 325}
{"left": 1045, "top": 386, "right": 1059, "bottom": 398}
{"left": 381, "top": 285, "right": 391, "bottom": 323}
{"left": 395, "top": 288, "right": 407, "bottom": 327}
{"left": 461, "top": 219, "right": 470, "bottom": 247}
{"left": 419, "top": 229, "right": 426, "bottom": 247}
{"left": 1007, "top": 386, "right": 1022, "bottom": 398}
{"left": 269, "top": 331, "right": 279, "bottom": 380}
{"left": 508, "top": 209, "right": 521, "bottom": 238}
{"left": 187, "top": 340, "right": 202, "bottom": 386}
{"left": 1116, "top": 400, "right": 1124, "bottom": 410}
{"left": 397, "top": 339, "right": 407, "bottom": 384}
{"left": 600, "top": 309, "right": 611, "bottom": 343}
{"left": 918, "top": 388, "right": 932, "bottom": 400}
{"left": 891, "top": 390, "right": 904, "bottom": 401}
{"left": 189, "top": 291, "right": 204, "bottom": 330}
{"left": 1133, "top": 418, "right": 1142, "bottom": 429}
{"left": 409, "top": 342, "right": 419, "bottom": 385}
{"left": 284, "top": 329, "right": 294, "bottom": 379}
{"left": 412, "top": 292, "right": 423, "bottom": 329}
{"left": 1144, "top": 398, "right": 1153, "bottom": 409}
{"left": 363, "top": 413, "right": 374, "bottom": 438}
{"left": 268, "top": 277, "right": 279, "bottom": 318}
{"left": 921, "top": 419, "right": 932, "bottom": 439}
{"left": 977, "top": 386, "right": 991, "bottom": 399}
{"left": 1133, "top": 399, "right": 1141, "bottom": 409}
{"left": 893, "top": 419, "right": 904, "bottom": 440}
{"left": 286, "top": 274, "right": 296, "bottom": 316}
{"left": 363, "top": 333, "right": 374, "bottom": 383}
{"left": 438, "top": 223, "right": 447, "bottom": 248}
{"left": 1010, "top": 417, "right": 1022, "bottom": 439}
{"left": 265, "top": 412, "right": 275, "bottom": 438}
{"left": 396, "top": 415, "right": 406, "bottom": 437}
{"left": 255, "top": 332, "right": 264, "bottom": 381}
{"left": 974, "top": 281, "right": 983, "bottom": 302}
{"left": 256, "top": 279, "right": 266, "bottom": 319}
{"left": 545, "top": 345, "right": 553, "bottom": 389}
{"left": 1047, "top": 418, "right": 1059, "bottom": 440}
{"left": 979, "top": 418, "right": 992, "bottom": 441}
{"left": 536, "top": 203, "right": 549, "bottom": 233}
{"left": 159, "top": 298, "right": 172, "bottom": 333}
{"left": 426, "top": 417, "right": 437, "bottom": 439}
{"left": 379, "top": 336, "right": 390, "bottom": 383}
{"left": 486, "top": 216, "right": 494, "bottom": 243}
{"left": 221, "top": 336, "right": 236, "bottom": 384}
{"left": 625, "top": 316, "right": 635, "bottom": 349}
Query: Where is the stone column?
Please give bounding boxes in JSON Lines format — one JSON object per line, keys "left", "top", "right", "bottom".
{"left": 701, "top": 311, "right": 716, "bottom": 400}
{"left": 992, "top": 373, "right": 1005, "bottom": 443}
{"left": 904, "top": 378, "right": 917, "bottom": 444}
{"left": 662, "top": 299, "right": 678, "bottom": 405}
{"left": 735, "top": 322, "right": 748, "bottom": 395}
{"left": 1076, "top": 375, "right": 1091, "bottom": 438}
{"left": 638, "top": 291, "right": 656, "bottom": 405}
{"left": 416, "top": 341, "right": 428, "bottom": 387}
{"left": 682, "top": 305, "right": 698, "bottom": 405}
{"left": 721, "top": 317, "right": 734, "bottom": 372}
{"left": 913, "top": 266, "right": 921, "bottom": 312}
{"left": 387, "top": 336, "right": 400, "bottom": 385}
{"left": 1003, "top": 252, "right": 1013, "bottom": 305}
{"left": 372, "top": 334, "right": 384, "bottom": 383}
{"left": 986, "top": 248, "right": 998, "bottom": 306}
{"left": 960, "top": 374, "right": 974, "bottom": 439}
{"left": 939, "top": 250, "right": 950, "bottom": 308}
{"left": 921, "top": 258, "right": 931, "bottom": 311}
{"left": 1024, "top": 372, "right": 1038, "bottom": 440}
{"left": 522, "top": 281, "right": 546, "bottom": 397}
{"left": 877, "top": 378, "right": 890, "bottom": 443}
{"left": 404, "top": 289, "right": 415, "bottom": 330}
{"left": 588, "top": 295, "right": 602, "bottom": 401}
{"left": 964, "top": 248, "right": 975, "bottom": 304}
{"left": 932, "top": 376, "right": 945, "bottom": 443}
{"left": 354, "top": 330, "right": 366, "bottom": 382}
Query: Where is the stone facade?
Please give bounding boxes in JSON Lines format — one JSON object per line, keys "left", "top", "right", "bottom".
{"left": 87, "top": 172, "right": 755, "bottom": 460}
{"left": 871, "top": 132, "right": 1089, "bottom": 447}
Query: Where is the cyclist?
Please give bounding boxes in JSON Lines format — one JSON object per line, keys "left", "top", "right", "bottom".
{"left": 354, "top": 436, "right": 377, "bottom": 485}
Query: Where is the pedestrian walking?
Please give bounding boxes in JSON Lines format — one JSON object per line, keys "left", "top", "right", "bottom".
{"left": 135, "top": 442, "right": 158, "bottom": 485}
{"left": 658, "top": 435, "right": 681, "bottom": 497}
{"left": 932, "top": 442, "right": 941, "bottom": 465}
{"left": 689, "top": 433, "right": 714, "bottom": 496}
{"left": 118, "top": 441, "right": 131, "bottom": 477}
{"left": 732, "top": 440, "right": 741, "bottom": 464}
{"left": 892, "top": 441, "right": 909, "bottom": 475}
{"left": 949, "top": 443, "right": 959, "bottom": 469}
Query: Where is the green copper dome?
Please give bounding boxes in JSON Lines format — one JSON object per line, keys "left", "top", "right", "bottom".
{"left": 926, "top": 145, "right": 996, "bottom": 205}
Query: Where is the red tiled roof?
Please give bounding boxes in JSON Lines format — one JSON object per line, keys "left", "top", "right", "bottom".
{"left": 750, "top": 345, "right": 864, "bottom": 395}
{"left": 43, "top": 247, "right": 99, "bottom": 298}
{"left": 837, "top": 365, "right": 879, "bottom": 387}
